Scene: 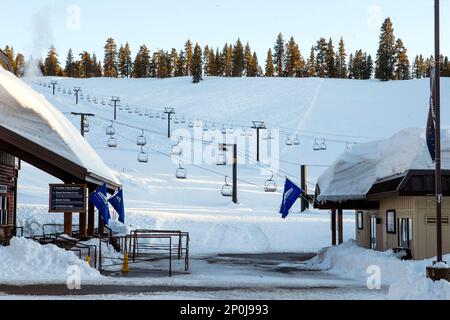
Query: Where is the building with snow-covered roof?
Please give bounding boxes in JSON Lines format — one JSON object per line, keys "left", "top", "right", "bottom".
{"left": 314, "top": 128, "right": 450, "bottom": 260}
{"left": 0, "top": 65, "right": 121, "bottom": 244}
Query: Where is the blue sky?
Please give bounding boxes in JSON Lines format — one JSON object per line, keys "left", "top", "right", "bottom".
{"left": 1, "top": 0, "right": 448, "bottom": 63}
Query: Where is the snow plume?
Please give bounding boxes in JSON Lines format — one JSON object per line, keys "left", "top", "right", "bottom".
{"left": 24, "top": 6, "right": 54, "bottom": 78}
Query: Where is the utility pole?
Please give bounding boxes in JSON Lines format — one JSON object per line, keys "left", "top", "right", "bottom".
{"left": 434, "top": 0, "right": 443, "bottom": 264}
{"left": 300, "top": 165, "right": 309, "bottom": 212}
{"left": 50, "top": 80, "right": 57, "bottom": 95}
{"left": 73, "top": 87, "right": 81, "bottom": 105}
{"left": 251, "top": 121, "right": 266, "bottom": 162}
{"left": 164, "top": 107, "right": 176, "bottom": 138}
{"left": 111, "top": 96, "right": 120, "bottom": 121}
{"left": 220, "top": 143, "right": 238, "bottom": 204}
{"left": 71, "top": 112, "right": 95, "bottom": 137}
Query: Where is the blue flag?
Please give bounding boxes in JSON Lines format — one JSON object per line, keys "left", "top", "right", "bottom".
{"left": 279, "top": 178, "right": 304, "bottom": 219}
{"left": 427, "top": 67, "right": 436, "bottom": 162}
{"left": 89, "top": 183, "right": 111, "bottom": 225}
{"left": 109, "top": 189, "right": 125, "bottom": 223}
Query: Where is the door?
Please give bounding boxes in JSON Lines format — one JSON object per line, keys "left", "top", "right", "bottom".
{"left": 398, "top": 218, "right": 412, "bottom": 248}
{"left": 370, "top": 216, "right": 377, "bottom": 250}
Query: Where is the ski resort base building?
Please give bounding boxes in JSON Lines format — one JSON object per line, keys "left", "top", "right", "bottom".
{"left": 0, "top": 63, "right": 120, "bottom": 245}
{"left": 314, "top": 129, "right": 450, "bottom": 260}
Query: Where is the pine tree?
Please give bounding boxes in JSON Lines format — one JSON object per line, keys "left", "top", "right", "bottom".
{"left": 44, "top": 46, "right": 61, "bottom": 76}
{"left": 335, "top": 37, "right": 348, "bottom": 78}
{"left": 348, "top": 53, "right": 354, "bottom": 79}
{"left": 79, "top": 51, "right": 93, "bottom": 78}
{"left": 364, "top": 54, "right": 374, "bottom": 79}
{"left": 247, "top": 53, "right": 259, "bottom": 77}
{"left": 375, "top": 18, "right": 396, "bottom": 81}
{"left": 284, "top": 37, "right": 304, "bottom": 77}
{"left": 64, "top": 49, "right": 77, "bottom": 78}
{"left": 315, "top": 38, "right": 328, "bottom": 77}
{"left": 103, "top": 37, "right": 118, "bottom": 77}
{"left": 326, "top": 38, "right": 336, "bottom": 78}
{"left": 232, "top": 39, "right": 245, "bottom": 77}
{"left": 185, "top": 40, "right": 193, "bottom": 76}
{"left": 170, "top": 48, "right": 178, "bottom": 77}
{"left": 4, "top": 46, "right": 17, "bottom": 73}
{"left": 207, "top": 48, "right": 216, "bottom": 76}
{"left": 265, "top": 49, "right": 275, "bottom": 77}
{"left": 351, "top": 50, "right": 366, "bottom": 80}
{"left": 15, "top": 53, "right": 25, "bottom": 77}
{"left": 223, "top": 44, "right": 233, "bottom": 77}
{"left": 215, "top": 48, "right": 223, "bottom": 76}
{"left": 191, "top": 43, "right": 203, "bottom": 83}
{"left": 244, "top": 42, "right": 253, "bottom": 76}
{"left": 96, "top": 60, "right": 103, "bottom": 77}
{"left": 118, "top": 43, "right": 133, "bottom": 78}
{"left": 273, "top": 33, "right": 285, "bottom": 77}
{"left": 175, "top": 50, "right": 186, "bottom": 77}
{"left": 394, "top": 38, "right": 410, "bottom": 80}
{"left": 307, "top": 46, "right": 316, "bottom": 77}
{"left": 132, "top": 45, "right": 151, "bottom": 78}
{"left": 203, "top": 45, "right": 211, "bottom": 76}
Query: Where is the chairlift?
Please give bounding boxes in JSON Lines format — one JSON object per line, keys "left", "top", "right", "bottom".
{"left": 128, "top": 108, "right": 133, "bottom": 114}
{"left": 241, "top": 127, "right": 247, "bottom": 137}
{"left": 156, "top": 113, "right": 161, "bottom": 119}
{"left": 195, "top": 120, "right": 201, "bottom": 127}
{"left": 134, "top": 107, "right": 140, "bottom": 114}
{"left": 93, "top": 97, "right": 98, "bottom": 104}
{"left": 171, "top": 138, "right": 183, "bottom": 156}
{"left": 144, "top": 109, "right": 150, "bottom": 117}
{"left": 228, "top": 126, "right": 234, "bottom": 134}
{"left": 181, "top": 116, "right": 186, "bottom": 124}
{"left": 139, "top": 111, "right": 144, "bottom": 117}
{"left": 216, "top": 151, "right": 227, "bottom": 166}
{"left": 57, "top": 87, "right": 61, "bottom": 92}
{"left": 149, "top": 111, "right": 154, "bottom": 118}
{"left": 63, "top": 88, "right": 67, "bottom": 94}
{"left": 211, "top": 123, "right": 216, "bottom": 131}
{"left": 221, "top": 126, "right": 227, "bottom": 135}
{"left": 107, "top": 136, "right": 118, "bottom": 148}
{"left": 68, "top": 90, "right": 72, "bottom": 95}
{"left": 86, "top": 95, "right": 91, "bottom": 102}
{"left": 83, "top": 121, "right": 90, "bottom": 134}
{"left": 320, "top": 139, "right": 327, "bottom": 151}
{"left": 106, "top": 121, "right": 115, "bottom": 136}
{"left": 264, "top": 172, "right": 278, "bottom": 193}
{"left": 138, "top": 146, "right": 149, "bottom": 163}
{"left": 294, "top": 135, "right": 300, "bottom": 146}
{"left": 313, "top": 139, "right": 321, "bottom": 151}
{"left": 174, "top": 117, "right": 180, "bottom": 124}
{"left": 176, "top": 161, "right": 187, "bottom": 180}
{"left": 262, "top": 131, "right": 269, "bottom": 141}
{"left": 188, "top": 120, "right": 194, "bottom": 128}
{"left": 101, "top": 99, "right": 106, "bottom": 105}
{"left": 161, "top": 113, "right": 167, "bottom": 120}
{"left": 137, "top": 129, "right": 147, "bottom": 147}
{"left": 221, "top": 176, "right": 233, "bottom": 197}
{"left": 204, "top": 123, "right": 209, "bottom": 132}
{"left": 286, "top": 136, "right": 293, "bottom": 146}
{"left": 118, "top": 103, "right": 123, "bottom": 110}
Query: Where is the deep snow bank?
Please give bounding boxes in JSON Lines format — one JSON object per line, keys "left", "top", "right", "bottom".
{"left": 0, "top": 238, "right": 102, "bottom": 284}
{"left": 307, "top": 241, "right": 450, "bottom": 300}
{"left": 317, "top": 128, "right": 450, "bottom": 202}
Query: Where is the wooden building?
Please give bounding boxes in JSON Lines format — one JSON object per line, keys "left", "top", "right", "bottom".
{"left": 314, "top": 129, "right": 450, "bottom": 260}
{"left": 0, "top": 54, "right": 121, "bottom": 244}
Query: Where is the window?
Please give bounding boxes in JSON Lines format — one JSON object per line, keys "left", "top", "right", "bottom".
{"left": 398, "top": 218, "right": 412, "bottom": 248}
{"left": 0, "top": 196, "right": 8, "bottom": 225}
{"left": 386, "top": 210, "right": 396, "bottom": 234}
{"left": 357, "top": 211, "right": 364, "bottom": 230}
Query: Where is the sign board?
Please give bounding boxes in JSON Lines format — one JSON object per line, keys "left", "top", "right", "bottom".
{"left": 0, "top": 185, "right": 7, "bottom": 194}
{"left": 49, "top": 184, "right": 86, "bottom": 213}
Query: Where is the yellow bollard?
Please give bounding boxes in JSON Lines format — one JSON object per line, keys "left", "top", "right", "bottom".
{"left": 86, "top": 255, "right": 92, "bottom": 267}
{"left": 122, "top": 251, "right": 129, "bottom": 273}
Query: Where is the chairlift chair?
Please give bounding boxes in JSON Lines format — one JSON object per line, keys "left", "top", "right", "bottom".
{"left": 228, "top": 126, "right": 234, "bottom": 134}
{"left": 221, "top": 176, "right": 233, "bottom": 197}
{"left": 106, "top": 121, "right": 115, "bottom": 136}
{"left": 181, "top": 116, "right": 186, "bottom": 124}
{"left": 176, "top": 161, "right": 187, "bottom": 180}
{"left": 241, "top": 127, "right": 247, "bottom": 137}
{"left": 174, "top": 117, "right": 180, "bottom": 124}
{"left": 264, "top": 172, "right": 278, "bottom": 193}
{"left": 171, "top": 138, "right": 183, "bottom": 156}
{"left": 144, "top": 109, "right": 150, "bottom": 117}
{"left": 188, "top": 120, "right": 194, "bottom": 128}
{"left": 313, "top": 139, "right": 321, "bottom": 151}
{"left": 156, "top": 113, "right": 161, "bottom": 119}
{"left": 68, "top": 90, "right": 72, "bottom": 95}
{"left": 221, "top": 126, "right": 227, "bottom": 135}
{"left": 138, "top": 147, "right": 149, "bottom": 163}
{"left": 216, "top": 151, "right": 227, "bottom": 166}
{"left": 86, "top": 95, "right": 91, "bottom": 102}
{"left": 195, "top": 120, "right": 201, "bottom": 127}
{"left": 204, "top": 123, "right": 209, "bottom": 132}
{"left": 286, "top": 136, "right": 293, "bottom": 146}
{"left": 137, "top": 129, "right": 147, "bottom": 146}
{"left": 320, "top": 139, "right": 327, "bottom": 151}
{"left": 107, "top": 136, "right": 118, "bottom": 148}
{"left": 149, "top": 111, "right": 154, "bottom": 118}
{"left": 161, "top": 113, "right": 167, "bottom": 120}
{"left": 294, "top": 135, "right": 300, "bottom": 146}
{"left": 211, "top": 123, "right": 216, "bottom": 131}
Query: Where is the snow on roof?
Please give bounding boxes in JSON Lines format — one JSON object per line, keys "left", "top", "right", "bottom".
{"left": 317, "top": 128, "right": 450, "bottom": 202}
{"left": 0, "top": 67, "right": 120, "bottom": 185}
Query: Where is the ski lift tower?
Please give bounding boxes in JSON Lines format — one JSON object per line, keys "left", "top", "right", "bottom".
{"left": 50, "top": 80, "right": 58, "bottom": 95}
{"left": 219, "top": 143, "right": 238, "bottom": 204}
{"left": 251, "top": 121, "right": 267, "bottom": 162}
{"left": 73, "top": 87, "right": 82, "bottom": 105}
{"left": 111, "top": 96, "right": 120, "bottom": 121}
{"left": 71, "top": 112, "right": 95, "bottom": 137}
{"left": 164, "top": 107, "right": 176, "bottom": 138}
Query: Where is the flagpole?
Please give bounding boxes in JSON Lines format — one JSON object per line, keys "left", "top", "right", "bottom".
{"left": 434, "top": 0, "right": 443, "bottom": 263}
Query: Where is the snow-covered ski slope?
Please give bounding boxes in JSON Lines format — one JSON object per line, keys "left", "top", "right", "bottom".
{"left": 15, "top": 76, "right": 450, "bottom": 254}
